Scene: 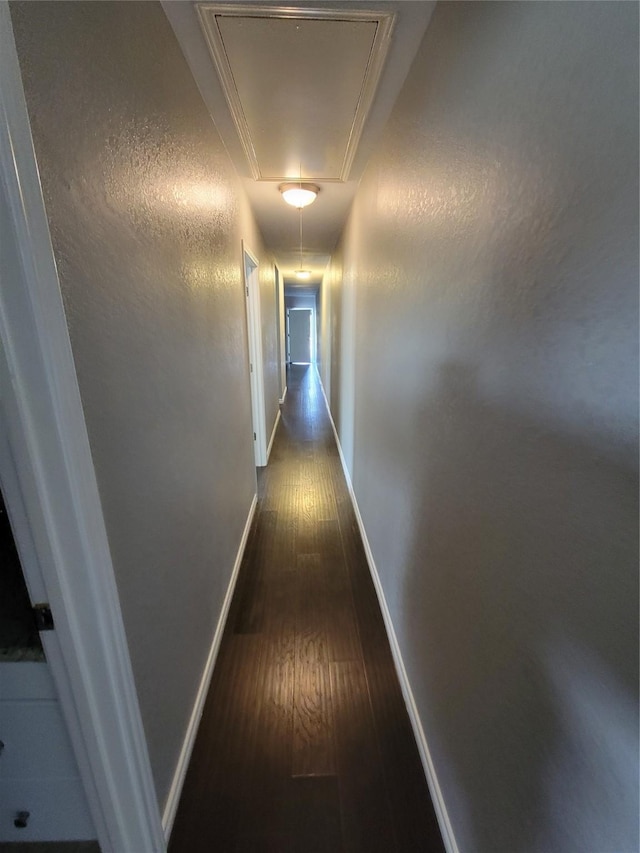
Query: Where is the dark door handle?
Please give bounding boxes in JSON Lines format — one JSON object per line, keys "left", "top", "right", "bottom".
{"left": 14, "top": 811, "right": 30, "bottom": 828}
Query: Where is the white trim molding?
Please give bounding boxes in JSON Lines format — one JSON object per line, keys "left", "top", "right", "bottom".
{"left": 279, "top": 386, "right": 287, "bottom": 406}
{"left": 0, "top": 6, "right": 165, "bottom": 850}
{"left": 242, "top": 242, "right": 268, "bottom": 467}
{"left": 162, "top": 492, "right": 258, "bottom": 840}
{"left": 316, "top": 368, "right": 459, "bottom": 853}
{"left": 266, "top": 408, "right": 281, "bottom": 462}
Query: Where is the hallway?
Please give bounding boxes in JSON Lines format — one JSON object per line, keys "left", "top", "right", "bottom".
{"left": 168, "top": 365, "right": 444, "bottom": 852}
{"left": 2, "top": 2, "right": 637, "bottom": 849}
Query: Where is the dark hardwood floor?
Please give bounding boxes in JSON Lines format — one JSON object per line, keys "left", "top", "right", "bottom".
{"left": 169, "top": 365, "right": 444, "bottom": 853}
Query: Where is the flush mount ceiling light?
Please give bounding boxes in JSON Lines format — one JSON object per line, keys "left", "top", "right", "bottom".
{"left": 279, "top": 182, "right": 319, "bottom": 209}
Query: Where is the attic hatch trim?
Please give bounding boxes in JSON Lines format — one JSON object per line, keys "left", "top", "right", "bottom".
{"left": 196, "top": 3, "right": 395, "bottom": 182}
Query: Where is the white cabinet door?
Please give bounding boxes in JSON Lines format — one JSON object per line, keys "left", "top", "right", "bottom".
{"left": 0, "top": 662, "right": 95, "bottom": 841}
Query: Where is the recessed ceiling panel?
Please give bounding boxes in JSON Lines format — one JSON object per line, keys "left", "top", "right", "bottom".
{"left": 197, "top": 5, "right": 394, "bottom": 181}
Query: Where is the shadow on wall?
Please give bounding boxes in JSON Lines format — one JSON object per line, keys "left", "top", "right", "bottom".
{"left": 402, "top": 361, "right": 638, "bottom": 853}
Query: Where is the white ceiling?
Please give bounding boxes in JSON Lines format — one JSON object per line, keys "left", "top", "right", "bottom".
{"left": 200, "top": 8, "right": 387, "bottom": 181}
{"left": 163, "top": 1, "right": 435, "bottom": 286}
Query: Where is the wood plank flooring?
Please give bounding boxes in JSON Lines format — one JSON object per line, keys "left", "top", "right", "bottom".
{"left": 169, "top": 365, "right": 444, "bottom": 853}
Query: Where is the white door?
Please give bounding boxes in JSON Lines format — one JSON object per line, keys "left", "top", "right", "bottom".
{"left": 0, "top": 436, "right": 95, "bottom": 842}
{"left": 0, "top": 663, "right": 96, "bottom": 842}
{"left": 288, "top": 309, "right": 312, "bottom": 363}
{"left": 243, "top": 245, "right": 267, "bottom": 467}
{"left": 275, "top": 268, "right": 286, "bottom": 402}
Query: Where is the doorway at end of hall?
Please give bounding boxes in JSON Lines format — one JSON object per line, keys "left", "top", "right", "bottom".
{"left": 286, "top": 307, "right": 315, "bottom": 364}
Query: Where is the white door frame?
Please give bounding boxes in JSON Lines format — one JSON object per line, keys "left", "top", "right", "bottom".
{"left": 242, "top": 243, "right": 267, "bottom": 467}
{"left": 275, "top": 266, "right": 287, "bottom": 403}
{"left": 0, "top": 7, "right": 165, "bottom": 850}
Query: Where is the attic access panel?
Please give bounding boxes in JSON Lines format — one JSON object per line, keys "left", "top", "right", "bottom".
{"left": 196, "top": 4, "right": 394, "bottom": 182}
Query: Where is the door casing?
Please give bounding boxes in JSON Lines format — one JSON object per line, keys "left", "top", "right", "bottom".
{"left": 242, "top": 244, "right": 267, "bottom": 467}
{"left": 0, "top": 8, "right": 165, "bottom": 850}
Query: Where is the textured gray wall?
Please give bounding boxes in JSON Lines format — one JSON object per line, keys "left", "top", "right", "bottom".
{"left": 327, "top": 234, "right": 356, "bottom": 474}
{"left": 317, "top": 266, "right": 331, "bottom": 402}
{"left": 319, "top": 249, "right": 345, "bottom": 445}
{"left": 332, "top": 2, "right": 639, "bottom": 851}
{"left": 11, "top": 0, "right": 277, "bottom": 809}
{"left": 324, "top": 252, "right": 343, "bottom": 438}
{"left": 284, "top": 291, "right": 316, "bottom": 311}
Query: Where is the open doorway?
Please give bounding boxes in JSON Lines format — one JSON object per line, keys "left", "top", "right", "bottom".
{"left": 242, "top": 244, "right": 268, "bottom": 467}
{"left": 286, "top": 307, "right": 314, "bottom": 364}
{"left": 284, "top": 286, "right": 317, "bottom": 365}
{"left": 274, "top": 266, "right": 286, "bottom": 403}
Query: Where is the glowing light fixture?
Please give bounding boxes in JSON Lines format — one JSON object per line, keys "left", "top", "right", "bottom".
{"left": 283, "top": 168, "right": 317, "bottom": 281}
{"left": 279, "top": 182, "right": 319, "bottom": 209}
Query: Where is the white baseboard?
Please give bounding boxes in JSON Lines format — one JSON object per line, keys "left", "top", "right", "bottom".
{"left": 279, "top": 386, "right": 287, "bottom": 405}
{"left": 266, "top": 408, "right": 281, "bottom": 462}
{"left": 162, "top": 492, "right": 258, "bottom": 841}
{"left": 316, "top": 370, "right": 459, "bottom": 853}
